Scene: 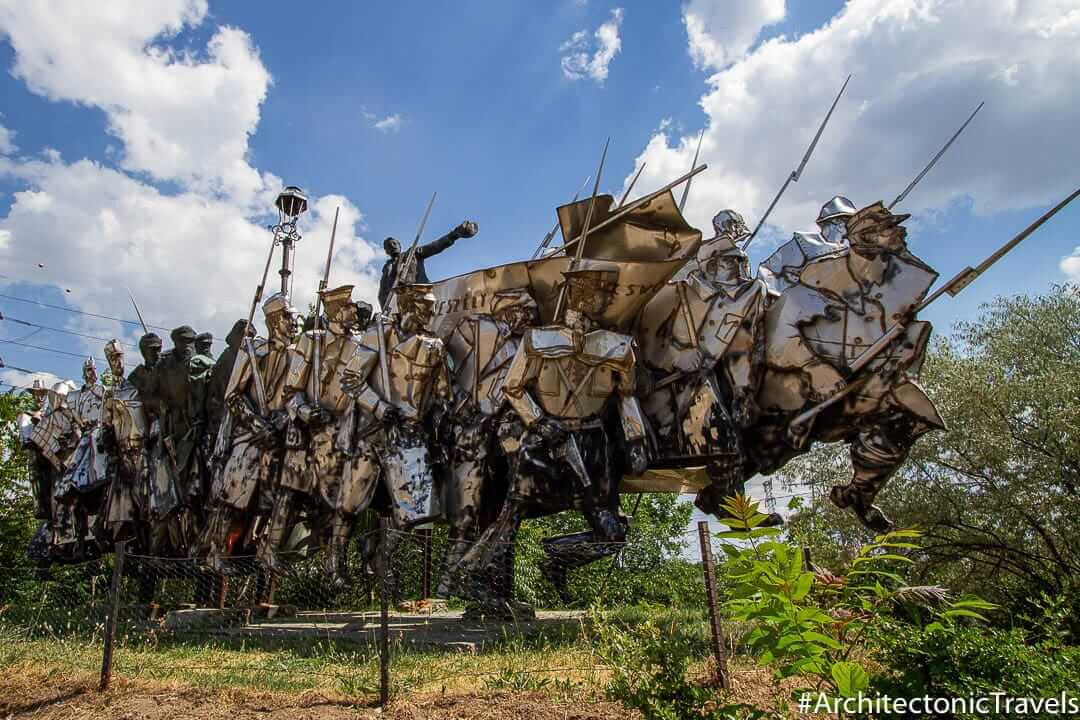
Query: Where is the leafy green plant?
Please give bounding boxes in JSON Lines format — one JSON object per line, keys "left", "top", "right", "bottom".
{"left": 715, "top": 494, "right": 994, "bottom": 705}
{"left": 590, "top": 605, "right": 765, "bottom": 719}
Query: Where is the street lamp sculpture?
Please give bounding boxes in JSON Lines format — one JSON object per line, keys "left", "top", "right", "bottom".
{"left": 274, "top": 186, "right": 308, "bottom": 296}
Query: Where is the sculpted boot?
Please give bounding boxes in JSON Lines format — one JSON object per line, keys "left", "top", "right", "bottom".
{"left": 324, "top": 514, "right": 352, "bottom": 589}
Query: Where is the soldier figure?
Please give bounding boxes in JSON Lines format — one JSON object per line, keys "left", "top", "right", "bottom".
{"left": 206, "top": 294, "right": 299, "bottom": 571}
{"left": 759, "top": 195, "right": 857, "bottom": 295}
{"left": 54, "top": 357, "right": 107, "bottom": 558}
{"left": 28, "top": 381, "right": 79, "bottom": 557}
{"left": 337, "top": 284, "right": 451, "bottom": 584}
{"left": 437, "top": 288, "right": 539, "bottom": 597}
{"left": 378, "top": 220, "right": 479, "bottom": 307}
{"left": 638, "top": 210, "right": 773, "bottom": 519}
{"left": 758, "top": 202, "right": 943, "bottom": 531}
{"left": 472, "top": 263, "right": 649, "bottom": 602}
{"left": 101, "top": 339, "right": 150, "bottom": 545}
{"left": 206, "top": 320, "right": 251, "bottom": 445}
{"left": 195, "top": 332, "right": 215, "bottom": 359}
{"left": 261, "top": 285, "right": 371, "bottom": 575}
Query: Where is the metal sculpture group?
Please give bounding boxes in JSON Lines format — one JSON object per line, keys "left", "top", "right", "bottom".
{"left": 15, "top": 136, "right": 1079, "bottom": 617}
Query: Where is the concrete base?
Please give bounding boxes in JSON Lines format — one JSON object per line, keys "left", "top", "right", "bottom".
{"left": 163, "top": 608, "right": 251, "bottom": 631}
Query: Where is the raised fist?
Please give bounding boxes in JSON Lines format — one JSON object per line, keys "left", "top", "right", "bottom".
{"left": 455, "top": 220, "right": 479, "bottom": 239}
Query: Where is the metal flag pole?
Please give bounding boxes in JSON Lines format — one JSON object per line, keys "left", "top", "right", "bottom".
{"left": 532, "top": 175, "right": 592, "bottom": 259}
{"left": 127, "top": 290, "right": 150, "bottom": 335}
{"left": 553, "top": 138, "right": 609, "bottom": 320}
{"left": 744, "top": 74, "right": 852, "bottom": 248}
{"left": 889, "top": 101, "right": 984, "bottom": 210}
{"left": 617, "top": 162, "right": 646, "bottom": 208}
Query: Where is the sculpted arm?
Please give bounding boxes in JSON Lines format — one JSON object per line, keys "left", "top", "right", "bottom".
{"left": 503, "top": 338, "right": 544, "bottom": 427}
{"left": 616, "top": 344, "right": 648, "bottom": 443}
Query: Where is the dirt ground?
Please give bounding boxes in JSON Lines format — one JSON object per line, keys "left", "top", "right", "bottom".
{"left": 0, "top": 669, "right": 639, "bottom": 720}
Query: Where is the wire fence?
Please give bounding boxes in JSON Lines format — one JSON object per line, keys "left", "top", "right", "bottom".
{"left": 0, "top": 521, "right": 731, "bottom": 704}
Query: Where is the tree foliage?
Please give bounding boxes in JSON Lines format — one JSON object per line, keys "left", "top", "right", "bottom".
{"left": 785, "top": 285, "right": 1080, "bottom": 629}
{"left": 0, "top": 392, "right": 38, "bottom": 568}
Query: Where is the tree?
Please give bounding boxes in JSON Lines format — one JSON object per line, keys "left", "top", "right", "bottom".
{"left": 784, "top": 285, "right": 1080, "bottom": 628}
{"left": 0, "top": 392, "right": 38, "bottom": 568}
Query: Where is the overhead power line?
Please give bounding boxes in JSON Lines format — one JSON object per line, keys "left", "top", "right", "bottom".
{"left": 0, "top": 337, "right": 108, "bottom": 364}
{"left": 0, "top": 291, "right": 172, "bottom": 333}
{"left": 0, "top": 313, "right": 139, "bottom": 349}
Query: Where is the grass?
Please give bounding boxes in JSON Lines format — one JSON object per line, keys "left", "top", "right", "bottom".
{"left": 0, "top": 606, "right": 714, "bottom": 701}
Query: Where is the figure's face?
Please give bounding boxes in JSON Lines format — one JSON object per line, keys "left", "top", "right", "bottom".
{"left": 268, "top": 311, "right": 299, "bottom": 341}
{"left": 384, "top": 238, "right": 400, "bottom": 257}
{"left": 852, "top": 224, "right": 906, "bottom": 258}
{"left": 175, "top": 339, "right": 194, "bottom": 362}
{"left": 142, "top": 345, "right": 161, "bottom": 368}
{"left": 84, "top": 365, "right": 98, "bottom": 386}
{"left": 819, "top": 218, "right": 848, "bottom": 245}
{"left": 703, "top": 254, "right": 750, "bottom": 284}
{"left": 106, "top": 352, "right": 124, "bottom": 379}
{"left": 330, "top": 302, "right": 360, "bottom": 331}
{"left": 195, "top": 340, "right": 212, "bottom": 355}
{"left": 567, "top": 279, "right": 613, "bottom": 320}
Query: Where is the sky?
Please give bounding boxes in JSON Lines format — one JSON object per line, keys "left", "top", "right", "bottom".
{"left": 2, "top": 0, "right": 1080, "bottom": 398}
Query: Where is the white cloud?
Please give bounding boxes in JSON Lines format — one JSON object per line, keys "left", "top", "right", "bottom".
{"left": 0, "top": 0, "right": 273, "bottom": 207}
{"left": 373, "top": 114, "right": 402, "bottom": 133}
{"left": 0, "top": 156, "right": 379, "bottom": 352}
{"left": 683, "top": 0, "right": 785, "bottom": 70}
{"left": 627, "top": 0, "right": 1080, "bottom": 246}
{"left": 0, "top": 123, "right": 15, "bottom": 154}
{"left": 1061, "top": 247, "right": 1080, "bottom": 283}
{"left": 0, "top": 3, "right": 382, "bottom": 364}
{"left": 1, "top": 368, "right": 67, "bottom": 393}
{"left": 560, "top": 8, "right": 624, "bottom": 84}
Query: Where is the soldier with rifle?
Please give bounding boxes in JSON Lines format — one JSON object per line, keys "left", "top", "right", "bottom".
{"left": 266, "top": 284, "right": 372, "bottom": 578}
{"left": 337, "top": 284, "right": 451, "bottom": 585}
{"left": 205, "top": 293, "right": 300, "bottom": 572}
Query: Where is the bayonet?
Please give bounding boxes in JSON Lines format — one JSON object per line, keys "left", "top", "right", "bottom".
{"left": 311, "top": 206, "right": 340, "bottom": 407}
{"left": 533, "top": 175, "right": 592, "bottom": 259}
{"left": 745, "top": 74, "right": 852, "bottom": 247}
{"left": 375, "top": 312, "right": 392, "bottom": 410}
{"left": 229, "top": 237, "right": 278, "bottom": 417}
{"left": 788, "top": 184, "right": 1080, "bottom": 439}
{"left": 393, "top": 192, "right": 437, "bottom": 298}
{"left": 889, "top": 101, "right": 984, "bottom": 210}
{"left": 679, "top": 129, "right": 705, "bottom": 212}
{"left": 618, "top": 163, "right": 646, "bottom": 208}
{"left": 127, "top": 290, "right": 149, "bottom": 335}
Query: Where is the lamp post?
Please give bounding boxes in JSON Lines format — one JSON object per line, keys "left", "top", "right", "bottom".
{"left": 273, "top": 186, "right": 308, "bottom": 296}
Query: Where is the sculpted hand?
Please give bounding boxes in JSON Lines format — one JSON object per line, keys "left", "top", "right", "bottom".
{"left": 455, "top": 220, "right": 479, "bottom": 239}
{"left": 340, "top": 369, "right": 364, "bottom": 396}
{"left": 627, "top": 441, "right": 649, "bottom": 476}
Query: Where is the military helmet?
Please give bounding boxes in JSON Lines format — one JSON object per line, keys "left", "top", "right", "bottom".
{"left": 171, "top": 325, "right": 197, "bottom": 344}
{"left": 262, "top": 291, "right": 296, "bottom": 318}
{"left": 712, "top": 209, "right": 747, "bottom": 238}
{"left": 48, "top": 380, "right": 74, "bottom": 408}
{"left": 817, "top": 195, "right": 857, "bottom": 224}
{"left": 82, "top": 356, "right": 96, "bottom": 374}
{"left": 138, "top": 333, "right": 162, "bottom": 352}
{"left": 320, "top": 284, "right": 355, "bottom": 316}
{"left": 104, "top": 339, "right": 124, "bottom": 361}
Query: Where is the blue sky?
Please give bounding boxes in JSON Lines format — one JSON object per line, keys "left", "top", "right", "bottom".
{"left": 1, "top": 0, "right": 1079, "bottom": 388}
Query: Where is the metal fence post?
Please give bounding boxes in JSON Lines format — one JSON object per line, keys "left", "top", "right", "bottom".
{"left": 378, "top": 517, "right": 391, "bottom": 706}
{"left": 99, "top": 540, "right": 126, "bottom": 692}
{"left": 420, "top": 527, "right": 432, "bottom": 599}
{"left": 697, "top": 521, "right": 730, "bottom": 689}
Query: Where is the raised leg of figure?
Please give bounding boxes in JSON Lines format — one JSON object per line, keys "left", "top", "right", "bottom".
{"left": 540, "top": 530, "right": 624, "bottom": 605}
{"left": 437, "top": 457, "right": 484, "bottom": 599}
{"left": 830, "top": 418, "right": 913, "bottom": 533}
{"left": 457, "top": 492, "right": 528, "bottom": 606}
